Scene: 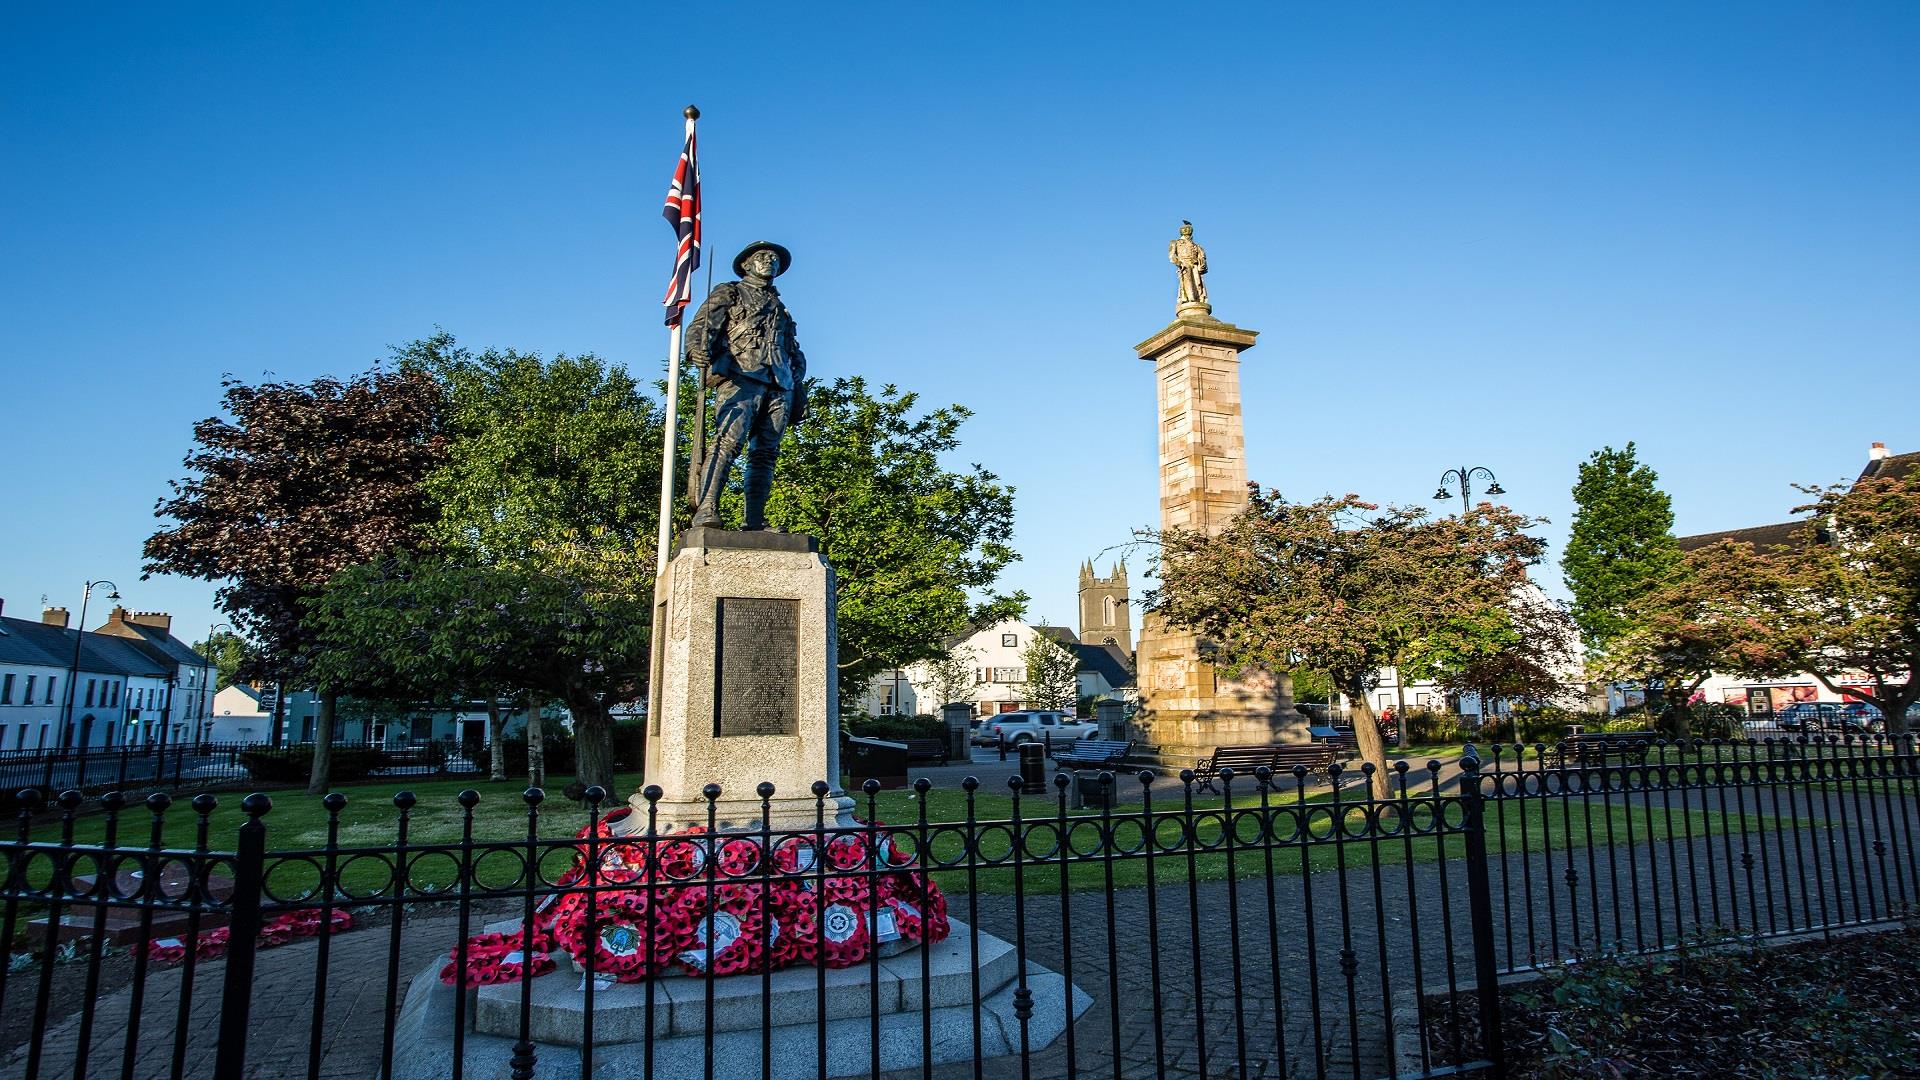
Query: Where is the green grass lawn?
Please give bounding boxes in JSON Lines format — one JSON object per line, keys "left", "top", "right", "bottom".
{"left": 15, "top": 768, "right": 1785, "bottom": 900}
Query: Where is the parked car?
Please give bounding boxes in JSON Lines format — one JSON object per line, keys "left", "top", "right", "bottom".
{"left": 1771, "top": 701, "right": 1884, "bottom": 734}
{"left": 1838, "top": 700, "right": 1920, "bottom": 734}
{"left": 972, "top": 710, "right": 1096, "bottom": 748}
{"left": 1773, "top": 702, "right": 1840, "bottom": 732}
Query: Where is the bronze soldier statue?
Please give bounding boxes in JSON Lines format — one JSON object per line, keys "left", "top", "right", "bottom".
{"left": 686, "top": 240, "right": 807, "bottom": 530}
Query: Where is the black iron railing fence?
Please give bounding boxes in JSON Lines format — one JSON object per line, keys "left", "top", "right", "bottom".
{"left": 1, "top": 734, "right": 1916, "bottom": 1080}
{"left": 0, "top": 739, "right": 482, "bottom": 802}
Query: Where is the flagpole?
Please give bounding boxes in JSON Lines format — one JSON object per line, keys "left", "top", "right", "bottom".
{"left": 653, "top": 104, "right": 700, "bottom": 583}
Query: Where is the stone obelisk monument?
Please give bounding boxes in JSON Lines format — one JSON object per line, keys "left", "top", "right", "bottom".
{"left": 1131, "top": 221, "right": 1298, "bottom": 762}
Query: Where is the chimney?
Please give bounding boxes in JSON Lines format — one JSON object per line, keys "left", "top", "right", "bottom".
{"left": 129, "top": 611, "right": 173, "bottom": 632}
{"left": 1870, "top": 441, "right": 1891, "bottom": 462}
{"left": 42, "top": 606, "right": 70, "bottom": 628}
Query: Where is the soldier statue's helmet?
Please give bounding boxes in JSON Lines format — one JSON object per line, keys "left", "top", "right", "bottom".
{"left": 732, "top": 241, "right": 792, "bottom": 278}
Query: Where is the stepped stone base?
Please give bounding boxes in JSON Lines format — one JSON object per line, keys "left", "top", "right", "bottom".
{"left": 389, "top": 919, "right": 1089, "bottom": 1079}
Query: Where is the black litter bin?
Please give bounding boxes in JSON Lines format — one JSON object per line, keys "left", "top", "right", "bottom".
{"left": 1073, "top": 769, "right": 1116, "bottom": 810}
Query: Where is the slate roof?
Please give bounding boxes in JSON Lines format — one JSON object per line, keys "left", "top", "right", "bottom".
{"left": 1035, "top": 625, "right": 1079, "bottom": 646}
{"left": 0, "top": 616, "right": 169, "bottom": 678}
{"left": 1676, "top": 520, "right": 1814, "bottom": 553}
{"left": 104, "top": 621, "right": 212, "bottom": 672}
{"left": 1859, "top": 450, "right": 1920, "bottom": 483}
{"left": 1073, "top": 642, "right": 1136, "bottom": 690}
{"left": 0, "top": 617, "right": 69, "bottom": 668}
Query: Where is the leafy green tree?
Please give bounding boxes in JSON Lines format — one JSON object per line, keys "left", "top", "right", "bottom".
{"left": 1020, "top": 630, "right": 1080, "bottom": 711}
{"left": 1562, "top": 444, "right": 1680, "bottom": 653}
{"left": 191, "top": 630, "right": 249, "bottom": 690}
{"left": 758, "top": 377, "right": 1025, "bottom": 703}
{"left": 403, "top": 335, "right": 662, "bottom": 791}
{"left": 1150, "top": 489, "right": 1549, "bottom": 798}
{"left": 1594, "top": 537, "right": 1793, "bottom": 736}
{"left": 1411, "top": 588, "right": 1580, "bottom": 726}
{"left": 1662, "top": 473, "right": 1920, "bottom": 735}
{"left": 144, "top": 367, "right": 446, "bottom": 792}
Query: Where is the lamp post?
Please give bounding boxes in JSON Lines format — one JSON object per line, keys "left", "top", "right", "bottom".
{"left": 1434, "top": 466, "right": 1506, "bottom": 515}
{"left": 201, "top": 622, "right": 234, "bottom": 745}
{"left": 59, "top": 579, "right": 120, "bottom": 751}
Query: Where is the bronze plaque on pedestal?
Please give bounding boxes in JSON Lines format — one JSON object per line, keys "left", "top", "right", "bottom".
{"left": 714, "top": 597, "right": 799, "bottom": 736}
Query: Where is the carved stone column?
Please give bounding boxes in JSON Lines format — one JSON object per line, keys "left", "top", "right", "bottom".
{"left": 1131, "top": 310, "right": 1299, "bottom": 763}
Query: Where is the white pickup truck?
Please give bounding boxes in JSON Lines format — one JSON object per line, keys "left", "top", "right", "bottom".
{"left": 972, "top": 709, "right": 1098, "bottom": 748}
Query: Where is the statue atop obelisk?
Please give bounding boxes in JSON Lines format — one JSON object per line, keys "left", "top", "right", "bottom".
{"left": 1168, "top": 220, "right": 1210, "bottom": 317}
{"left": 1132, "top": 221, "right": 1299, "bottom": 761}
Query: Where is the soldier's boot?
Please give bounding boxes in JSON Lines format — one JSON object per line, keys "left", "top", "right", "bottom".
{"left": 741, "top": 467, "right": 773, "bottom": 531}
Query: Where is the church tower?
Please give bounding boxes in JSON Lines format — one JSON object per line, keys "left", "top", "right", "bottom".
{"left": 1076, "top": 560, "right": 1132, "bottom": 654}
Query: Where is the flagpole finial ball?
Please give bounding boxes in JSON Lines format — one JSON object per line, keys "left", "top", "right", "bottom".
{"left": 684, "top": 105, "right": 700, "bottom": 120}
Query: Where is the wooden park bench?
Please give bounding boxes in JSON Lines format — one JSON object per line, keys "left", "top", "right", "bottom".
{"left": 902, "top": 737, "right": 951, "bottom": 766}
{"left": 1555, "top": 732, "right": 1654, "bottom": 770}
{"left": 1050, "top": 738, "right": 1133, "bottom": 768}
{"left": 1192, "top": 744, "right": 1339, "bottom": 793}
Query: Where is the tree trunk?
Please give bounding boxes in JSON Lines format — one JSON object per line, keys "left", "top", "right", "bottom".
{"left": 571, "top": 695, "right": 616, "bottom": 794}
{"left": 526, "top": 693, "right": 546, "bottom": 790}
{"left": 1345, "top": 684, "right": 1394, "bottom": 800}
{"left": 306, "top": 690, "right": 337, "bottom": 795}
{"left": 486, "top": 698, "right": 507, "bottom": 782}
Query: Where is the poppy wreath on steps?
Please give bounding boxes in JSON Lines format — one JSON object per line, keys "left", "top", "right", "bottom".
{"left": 436, "top": 813, "right": 949, "bottom": 986}
{"left": 147, "top": 908, "right": 356, "bottom": 967}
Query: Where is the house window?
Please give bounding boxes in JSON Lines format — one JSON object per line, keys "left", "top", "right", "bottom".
{"left": 1, "top": 674, "right": 11, "bottom": 704}
{"left": 1416, "top": 692, "right": 1431, "bottom": 708}
{"left": 111, "top": 683, "right": 120, "bottom": 708}
{"left": 974, "top": 668, "right": 986, "bottom": 685}
{"left": 1002, "top": 633, "right": 1018, "bottom": 647}
{"left": 85, "top": 680, "right": 96, "bottom": 708}
{"left": 1103, "top": 595, "right": 1116, "bottom": 625}
{"left": 45, "top": 677, "right": 55, "bottom": 704}
{"left": 24, "top": 675, "right": 35, "bottom": 703}
{"left": 992, "top": 666, "right": 1024, "bottom": 683}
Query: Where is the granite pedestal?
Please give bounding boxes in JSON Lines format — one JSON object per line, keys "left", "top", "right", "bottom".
{"left": 629, "top": 528, "right": 855, "bottom": 834}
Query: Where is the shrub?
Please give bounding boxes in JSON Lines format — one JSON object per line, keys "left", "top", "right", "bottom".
{"left": 240, "top": 746, "right": 386, "bottom": 783}
{"left": 843, "top": 712, "right": 944, "bottom": 741}
{"left": 473, "top": 734, "right": 577, "bottom": 778}
{"left": 1405, "top": 710, "right": 1465, "bottom": 744}
{"left": 611, "top": 720, "right": 647, "bottom": 769}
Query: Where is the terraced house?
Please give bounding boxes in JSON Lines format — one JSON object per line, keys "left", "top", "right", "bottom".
{"left": 0, "top": 599, "right": 214, "bottom": 751}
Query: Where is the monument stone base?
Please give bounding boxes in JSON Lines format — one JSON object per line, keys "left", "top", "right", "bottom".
{"left": 630, "top": 528, "right": 855, "bottom": 835}
{"left": 387, "top": 918, "right": 1089, "bottom": 1080}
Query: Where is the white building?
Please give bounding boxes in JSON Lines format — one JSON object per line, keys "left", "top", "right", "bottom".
{"left": 858, "top": 618, "right": 1137, "bottom": 719}
{"left": 210, "top": 684, "right": 273, "bottom": 743}
{"left": 0, "top": 600, "right": 201, "bottom": 751}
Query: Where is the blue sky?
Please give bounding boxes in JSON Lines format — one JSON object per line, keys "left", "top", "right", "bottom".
{"left": 3, "top": 3, "right": 1917, "bottom": 643}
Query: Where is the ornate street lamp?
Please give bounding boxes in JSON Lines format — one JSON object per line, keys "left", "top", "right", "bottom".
{"left": 60, "top": 579, "right": 120, "bottom": 751}
{"left": 1435, "top": 467, "right": 1505, "bottom": 514}
{"left": 197, "top": 622, "right": 235, "bottom": 745}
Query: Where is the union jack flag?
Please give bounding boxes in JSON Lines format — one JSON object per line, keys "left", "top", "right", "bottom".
{"left": 660, "top": 113, "right": 701, "bottom": 326}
